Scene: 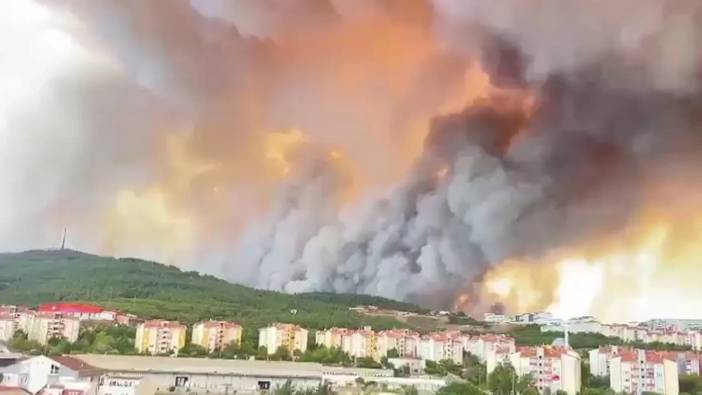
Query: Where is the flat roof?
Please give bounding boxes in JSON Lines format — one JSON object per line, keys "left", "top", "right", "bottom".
{"left": 72, "top": 355, "right": 323, "bottom": 379}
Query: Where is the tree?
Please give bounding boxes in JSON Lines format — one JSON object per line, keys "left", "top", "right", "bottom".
{"left": 274, "top": 380, "right": 295, "bottom": 395}
{"left": 403, "top": 385, "right": 419, "bottom": 395}
{"left": 516, "top": 373, "right": 535, "bottom": 394}
{"left": 679, "top": 375, "right": 702, "bottom": 395}
{"left": 177, "top": 344, "right": 209, "bottom": 358}
{"left": 271, "top": 346, "right": 292, "bottom": 361}
{"left": 488, "top": 364, "right": 517, "bottom": 395}
{"left": 387, "top": 348, "right": 400, "bottom": 358}
{"left": 256, "top": 346, "right": 268, "bottom": 360}
{"left": 356, "top": 357, "right": 382, "bottom": 369}
{"left": 437, "top": 382, "right": 483, "bottom": 395}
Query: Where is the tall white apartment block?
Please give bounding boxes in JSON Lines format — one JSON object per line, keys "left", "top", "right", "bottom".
{"left": 510, "top": 346, "right": 581, "bottom": 395}
{"left": 609, "top": 349, "right": 678, "bottom": 395}
{"left": 259, "top": 323, "right": 308, "bottom": 355}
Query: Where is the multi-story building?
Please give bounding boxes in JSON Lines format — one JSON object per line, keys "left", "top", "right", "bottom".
{"left": 315, "top": 328, "right": 350, "bottom": 350}
{"left": 510, "top": 346, "right": 581, "bottom": 395}
{"left": 258, "top": 323, "right": 308, "bottom": 355}
{"left": 417, "top": 332, "right": 464, "bottom": 365}
{"left": 376, "top": 329, "right": 420, "bottom": 359}
{"left": 191, "top": 320, "right": 243, "bottom": 352}
{"left": 589, "top": 346, "right": 633, "bottom": 377}
{"left": 0, "top": 314, "right": 18, "bottom": 342}
{"left": 609, "top": 349, "right": 678, "bottom": 395}
{"left": 38, "top": 303, "right": 117, "bottom": 322}
{"left": 135, "top": 320, "right": 187, "bottom": 355}
{"left": 463, "top": 334, "right": 516, "bottom": 364}
{"left": 341, "top": 328, "right": 377, "bottom": 360}
{"left": 27, "top": 314, "right": 81, "bottom": 345}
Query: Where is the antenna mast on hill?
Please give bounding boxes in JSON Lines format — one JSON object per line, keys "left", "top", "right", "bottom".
{"left": 60, "top": 228, "right": 67, "bottom": 250}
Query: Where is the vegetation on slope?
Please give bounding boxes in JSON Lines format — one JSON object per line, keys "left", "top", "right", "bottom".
{"left": 0, "top": 249, "right": 413, "bottom": 334}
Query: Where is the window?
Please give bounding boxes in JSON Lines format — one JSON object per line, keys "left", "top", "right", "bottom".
{"left": 175, "top": 377, "right": 189, "bottom": 387}
{"left": 258, "top": 381, "right": 271, "bottom": 390}
{"left": 50, "top": 365, "right": 60, "bottom": 374}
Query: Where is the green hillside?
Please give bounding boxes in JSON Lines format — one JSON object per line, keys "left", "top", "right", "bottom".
{"left": 0, "top": 249, "right": 417, "bottom": 332}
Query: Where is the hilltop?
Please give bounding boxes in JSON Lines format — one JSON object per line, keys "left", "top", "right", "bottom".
{"left": 0, "top": 249, "right": 421, "bottom": 333}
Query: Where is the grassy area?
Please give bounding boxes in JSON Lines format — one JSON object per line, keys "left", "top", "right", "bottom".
{"left": 0, "top": 249, "right": 415, "bottom": 333}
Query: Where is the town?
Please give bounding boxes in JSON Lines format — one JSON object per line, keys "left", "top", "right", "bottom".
{"left": 1, "top": 303, "right": 701, "bottom": 395}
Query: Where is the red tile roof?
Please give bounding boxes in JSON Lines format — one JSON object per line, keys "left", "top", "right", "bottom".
{"left": 38, "top": 303, "right": 104, "bottom": 314}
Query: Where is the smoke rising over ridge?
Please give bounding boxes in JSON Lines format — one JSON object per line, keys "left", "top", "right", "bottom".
{"left": 2, "top": 0, "right": 702, "bottom": 320}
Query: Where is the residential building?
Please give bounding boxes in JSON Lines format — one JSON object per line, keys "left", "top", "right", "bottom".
{"left": 0, "top": 355, "right": 100, "bottom": 395}
{"left": 463, "top": 334, "right": 516, "bottom": 363}
{"left": 483, "top": 313, "right": 509, "bottom": 323}
{"left": 258, "top": 324, "right": 308, "bottom": 355}
{"left": 135, "top": 320, "right": 187, "bottom": 355}
{"left": 341, "top": 328, "right": 377, "bottom": 360}
{"left": 191, "top": 320, "right": 243, "bottom": 353}
{"left": 609, "top": 349, "right": 678, "bottom": 395}
{"left": 376, "top": 329, "right": 420, "bottom": 359}
{"left": 387, "top": 358, "right": 425, "bottom": 375}
{"left": 589, "top": 346, "right": 633, "bottom": 377}
{"left": 27, "top": 314, "right": 80, "bottom": 345}
{"left": 0, "top": 316, "right": 17, "bottom": 342}
{"left": 315, "top": 328, "right": 350, "bottom": 350}
{"left": 417, "top": 332, "right": 464, "bottom": 365}
{"left": 37, "top": 304, "right": 116, "bottom": 322}
{"left": 509, "top": 346, "right": 581, "bottom": 395}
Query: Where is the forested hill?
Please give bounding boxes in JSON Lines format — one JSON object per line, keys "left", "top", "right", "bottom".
{"left": 0, "top": 249, "right": 419, "bottom": 330}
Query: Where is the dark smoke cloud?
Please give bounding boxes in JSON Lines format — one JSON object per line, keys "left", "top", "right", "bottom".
{"left": 3, "top": 0, "right": 702, "bottom": 312}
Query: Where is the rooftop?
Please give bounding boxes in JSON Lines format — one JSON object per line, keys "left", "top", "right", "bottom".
{"left": 72, "top": 355, "right": 324, "bottom": 378}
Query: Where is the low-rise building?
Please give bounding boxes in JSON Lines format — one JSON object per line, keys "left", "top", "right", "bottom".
{"left": 0, "top": 355, "right": 100, "bottom": 395}
{"left": 191, "top": 321, "right": 242, "bottom": 353}
{"left": 387, "top": 358, "right": 425, "bottom": 375}
{"left": 135, "top": 320, "right": 187, "bottom": 356}
{"left": 258, "top": 324, "right": 308, "bottom": 356}
{"left": 609, "top": 349, "right": 679, "bottom": 395}
{"left": 510, "top": 346, "right": 581, "bottom": 395}
{"left": 27, "top": 314, "right": 80, "bottom": 345}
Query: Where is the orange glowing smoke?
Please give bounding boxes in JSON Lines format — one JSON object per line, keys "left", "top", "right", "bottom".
{"left": 467, "top": 205, "right": 702, "bottom": 321}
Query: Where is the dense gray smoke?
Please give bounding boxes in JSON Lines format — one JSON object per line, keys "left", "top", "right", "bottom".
{"left": 2, "top": 0, "right": 702, "bottom": 312}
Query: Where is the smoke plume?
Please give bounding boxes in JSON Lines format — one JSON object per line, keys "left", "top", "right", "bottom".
{"left": 2, "top": 0, "right": 702, "bottom": 320}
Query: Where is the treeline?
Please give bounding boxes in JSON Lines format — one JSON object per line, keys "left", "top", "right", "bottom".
{"left": 0, "top": 251, "right": 411, "bottom": 332}
{"left": 510, "top": 325, "right": 692, "bottom": 351}
{"left": 8, "top": 325, "right": 136, "bottom": 356}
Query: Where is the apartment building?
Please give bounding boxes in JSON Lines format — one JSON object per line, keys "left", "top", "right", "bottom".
{"left": 0, "top": 314, "right": 17, "bottom": 342}
{"left": 315, "top": 328, "right": 350, "bottom": 350}
{"left": 609, "top": 349, "right": 678, "bottom": 395}
{"left": 191, "top": 320, "right": 243, "bottom": 352}
{"left": 258, "top": 323, "right": 308, "bottom": 355}
{"left": 510, "top": 346, "right": 581, "bottom": 395}
{"left": 417, "top": 332, "right": 465, "bottom": 365}
{"left": 376, "top": 329, "right": 420, "bottom": 359}
{"left": 589, "top": 345, "right": 635, "bottom": 377}
{"left": 38, "top": 303, "right": 117, "bottom": 322}
{"left": 464, "top": 334, "right": 516, "bottom": 363}
{"left": 135, "top": 320, "right": 187, "bottom": 355}
{"left": 341, "top": 328, "right": 377, "bottom": 360}
{"left": 27, "top": 314, "right": 81, "bottom": 345}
